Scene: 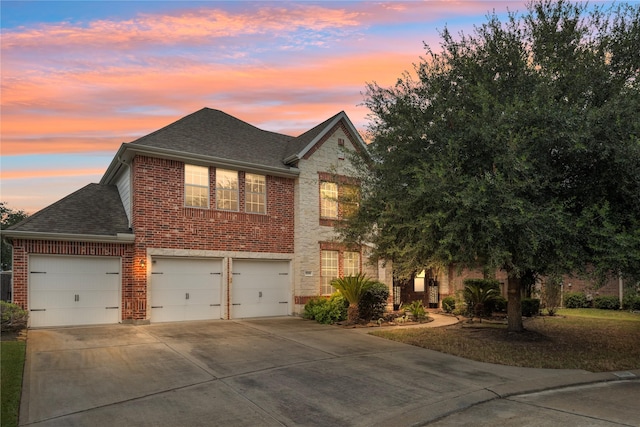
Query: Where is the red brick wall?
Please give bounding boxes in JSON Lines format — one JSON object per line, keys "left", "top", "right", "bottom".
{"left": 562, "top": 275, "right": 620, "bottom": 298}
{"left": 9, "top": 240, "right": 134, "bottom": 316}
{"left": 132, "top": 156, "right": 295, "bottom": 253}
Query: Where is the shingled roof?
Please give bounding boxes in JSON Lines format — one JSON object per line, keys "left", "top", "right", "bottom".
{"left": 129, "top": 108, "right": 295, "bottom": 170}
{"left": 6, "top": 184, "right": 131, "bottom": 238}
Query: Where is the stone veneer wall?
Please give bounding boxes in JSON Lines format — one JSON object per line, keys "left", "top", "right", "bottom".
{"left": 292, "top": 121, "right": 392, "bottom": 314}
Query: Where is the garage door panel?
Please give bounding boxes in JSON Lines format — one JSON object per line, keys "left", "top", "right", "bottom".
{"left": 232, "top": 260, "right": 290, "bottom": 318}
{"left": 150, "top": 258, "right": 222, "bottom": 323}
{"left": 29, "top": 256, "right": 121, "bottom": 328}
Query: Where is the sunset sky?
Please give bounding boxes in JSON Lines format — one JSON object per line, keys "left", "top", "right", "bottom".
{"left": 1, "top": 0, "right": 570, "bottom": 214}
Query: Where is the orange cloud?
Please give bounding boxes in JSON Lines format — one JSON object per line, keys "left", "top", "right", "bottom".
{"left": 2, "top": 49, "right": 414, "bottom": 155}
{"left": 1, "top": 168, "right": 105, "bottom": 180}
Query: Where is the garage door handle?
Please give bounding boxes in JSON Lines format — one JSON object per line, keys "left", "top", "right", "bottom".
{"left": 279, "top": 301, "right": 288, "bottom": 304}
{"left": 105, "top": 272, "right": 119, "bottom": 275}
{"left": 152, "top": 272, "right": 163, "bottom": 274}
{"left": 232, "top": 303, "right": 241, "bottom": 306}
{"left": 105, "top": 307, "right": 119, "bottom": 309}
{"left": 30, "top": 271, "right": 46, "bottom": 274}
{"left": 185, "top": 293, "right": 189, "bottom": 300}
{"left": 151, "top": 306, "right": 163, "bottom": 309}
{"left": 75, "top": 294, "right": 80, "bottom": 302}
{"left": 30, "top": 308, "right": 46, "bottom": 312}
{"left": 210, "top": 272, "right": 221, "bottom": 275}
{"left": 210, "top": 304, "right": 221, "bottom": 306}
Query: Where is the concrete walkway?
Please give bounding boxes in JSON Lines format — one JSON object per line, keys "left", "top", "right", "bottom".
{"left": 20, "top": 315, "right": 639, "bottom": 426}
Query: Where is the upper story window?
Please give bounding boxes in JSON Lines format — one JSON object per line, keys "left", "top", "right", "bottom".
{"left": 185, "top": 164, "right": 209, "bottom": 208}
{"left": 320, "top": 182, "right": 338, "bottom": 219}
{"left": 342, "top": 185, "right": 360, "bottom": 219}
{"left": 245, "top": 173, "right": 266, "bottom": 214}
{"left": 216, "top": 169, "right": 239, "bottom": 211}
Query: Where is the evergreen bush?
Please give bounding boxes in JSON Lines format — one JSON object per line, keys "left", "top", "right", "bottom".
{"left": 593, "top": 295, "right": 620, "bottom": 310}
{"left": 0, "top": 301, "right": 28, "bottom": 332}
{"left": 521, "top": 298, "right": 540, "bottom": 317}
{"left": 358, "top": 281, "right": 389, "bottom": 322}
{"left": 303, "top": 293, "right": 348, "bottom": 324}
{"left": 564, "top": 292, "right": 589, "bottom": 308}
{"left": 490, "top": 296, "right": 508, "bottom": 313}
{"left": 442, "top": 296, "right": 456, "bottom": 313}
{"left": 622, "top": 295, "right": 640, "bottom": 311}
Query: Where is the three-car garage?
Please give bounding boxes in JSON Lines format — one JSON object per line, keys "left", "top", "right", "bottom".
{"left": 27, "top": 255, "right": 291, "bottom": 327}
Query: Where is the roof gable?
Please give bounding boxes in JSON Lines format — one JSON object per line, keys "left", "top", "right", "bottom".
{"left": 283, "top": 111, "right": 368, "bottom": 164}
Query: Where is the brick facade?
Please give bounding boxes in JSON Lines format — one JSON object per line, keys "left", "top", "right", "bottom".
{"left": 131, "top": 156, "right": 294, "bottom": 254}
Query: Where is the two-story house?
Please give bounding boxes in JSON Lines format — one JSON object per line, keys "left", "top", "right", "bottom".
{"left": 4, "top": 108, "right": 392, "bottom": 327}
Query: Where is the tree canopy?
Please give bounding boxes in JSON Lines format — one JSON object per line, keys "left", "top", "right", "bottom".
{"left": 342, "top": 0, "right": 640, "bottom": 331}
{"left": 1, "top": 202, "right": 28, "bottom": 270}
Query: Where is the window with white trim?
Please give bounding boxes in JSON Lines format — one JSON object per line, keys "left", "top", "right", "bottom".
{"left": 343, "top": 251, "right": 360, "bottom": 276}
{"left": 321, "top": 250, "right": 339, "bottom": 295}
{"left": 185, "top": 164, "right": 209, "bottom": 208}
{"left": 216, "top": 169, "right": 238, "bottom": 211}
{"left": 245, "top": 173, "right": 266, "bottom": 214}
{"left": 320, "top": 182, "right": 338, "bottom": 219}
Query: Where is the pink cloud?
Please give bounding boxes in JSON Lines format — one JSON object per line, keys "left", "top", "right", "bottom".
{"left": 1, "top": 5, "right": 362, "bottom": 51}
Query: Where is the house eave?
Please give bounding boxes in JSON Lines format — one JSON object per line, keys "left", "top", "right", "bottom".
{"left": 101, "top": 144, "right": 300, "bottom": 184}
{"left": 1, "top": 230, "right": 135, "bottom": 244}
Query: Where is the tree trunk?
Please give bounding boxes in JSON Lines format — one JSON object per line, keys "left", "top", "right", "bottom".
{"left": 347, "top": 304, "right": 359, "bottom": 324}
{"left": 507, "top": 275, "right": 524, "bottom": 332}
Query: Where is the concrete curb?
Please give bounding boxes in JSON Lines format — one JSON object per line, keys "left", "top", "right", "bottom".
{"left": 488, "top": 369, "right": 640, "bottom": 398}
{"left": 398, "top": 370, "right": 640, "bottom": 426}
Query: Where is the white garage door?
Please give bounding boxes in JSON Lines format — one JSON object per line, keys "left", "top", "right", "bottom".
{"left": 29, "top": 255, "right": 121, "bottom": 328}
{"left": 150, "top": 258, "right": 222, "bottom": 322}
{"left": 231, "top": 260, "right": 290, "bottom": 318}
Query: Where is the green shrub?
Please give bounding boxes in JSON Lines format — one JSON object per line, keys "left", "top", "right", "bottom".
{"left": 593, "top": 295, "right": 620, "bottom": 310}
{"left": 463, "top": 279, "right": 501, "bottom": 317}
{"left": 302, "top": 293, "right": 348, "bottom": 324}
{"left": 442, "top": 296, "right": 456, "bottom": 313}
{"left": 521, "top": 298, "right": 540, "bottom": 317}
{"left": 622, "top": 295, "right": 640, "bottom": 311}
{"left": 490, "top": 296, "right": 508, "bottom": 313}
{"left": 564, "top": 292, "right": 589, "bottom": 308}
{"left": 358, "top": 281, "right": 389, "bottom": 321}
{"left": 403, "top": 300, "right": 427, "bottom": 321}
{"left": 0, "top": 301, "right": 28, "bottom": 332}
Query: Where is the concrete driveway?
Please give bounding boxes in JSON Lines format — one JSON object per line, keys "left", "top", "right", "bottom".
{"left": 20, "top": 316, "right": 639, "bottom": 426}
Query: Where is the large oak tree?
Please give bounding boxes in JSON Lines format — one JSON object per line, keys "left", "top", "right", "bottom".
{"left": 342, "top": 0, "right": 640, "bottom": 331}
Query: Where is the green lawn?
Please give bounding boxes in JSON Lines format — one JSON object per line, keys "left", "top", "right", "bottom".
{"left": 1, "top": 341, "right": 26, "bottom": 427}
{"left": 556, "top": 308, "right": 640, "bottom": 320}
{"left": 371, "top": 309, "right": 640, "bottom": 372}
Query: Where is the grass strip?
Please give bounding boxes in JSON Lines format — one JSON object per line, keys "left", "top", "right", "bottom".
{"left": 1, "top": 341, "right": 26, "bottom": 427}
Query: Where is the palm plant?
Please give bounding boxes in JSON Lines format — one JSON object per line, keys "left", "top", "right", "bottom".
{"left": 330, "top": 273, "right": 375, "bottom": 324}
{"left": 463, "top": 279, "right": 501, "bottom": 321}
